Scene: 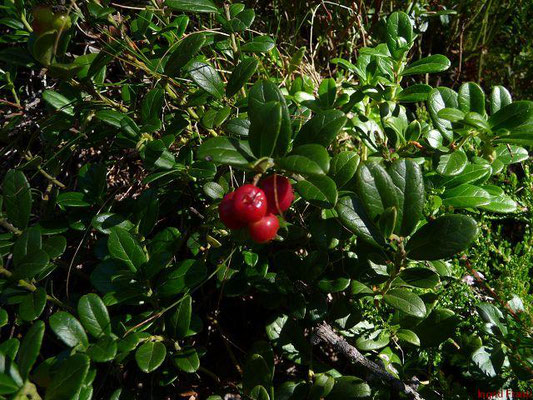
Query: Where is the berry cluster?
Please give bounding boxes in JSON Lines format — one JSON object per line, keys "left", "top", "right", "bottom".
{"left": 218, "top": 175, "right": 294, "bottom": 243}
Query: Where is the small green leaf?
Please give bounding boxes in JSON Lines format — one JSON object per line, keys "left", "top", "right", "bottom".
{"left": 458, "top": 82, "right": 486, "bottom": 115}
{"left": 42, "top": 90, "right": 75, "bottom": 116}
{"left": 329, "top": 152, "right": 360, "bottom": 188}
{"left": 77, "top": 293, "right": 111, "bottom": 338}
{"left": 165, "top": 0, "right": 217, "bottom": 13}
{"left": 397, "top": 84, "right": 432, "bottom": 102}
{"left": 335, "top": 195, "right": 385, "bottom": 248}
{"left": 442, "top": 184, "right": 491, "bottom": 208}
{"left": 401, "top": 54, "right": 450, "bottom": 76}
{"left": 174, "top": 347, "right": 200, "bottom": 373}
{"left": 490, "top": 85, "right": 512, "bottom": 114}
{"left": 386, "top": 12, "right": 413, "bottom": 59}
{"left": 44, "top": 354, "right": 90, "bottom": 400}
{"left": 86, "top": 336, "right": 117, "bottom": 363}
{"left": 107, "top": 227, "right": 147, "bottom": 272}
{"left": 387, "top": 159, "right": 424, "bottom": 236}
{"left": 17, "top": 321, "right": 45, "bottom": 379}
{"left": 384, "top": 288, "right": 426, "bottom": 318}
{"left": 427, "top": 87, "right": 458, "bottom": 141}
{"left": 197, "top": 137, "right": 254, "bottom": 167}
{"left": 18, "top": 288, "right": 47, "bottom": 321}
{"left": 295, "top": 176, "right": 338, "bottom": 209}
{"left": 292, "top": 144, "right": 330, "bottom": 174}
{"left": 135, "top": 342, "right": 167, "bottom": 373}
{"left": 295, "top": 110, "right": 347, "bottom": 147}
{"left": 164, "top": 33, "right": 206, "bottom": 75}
{"left": 396, "top": 329, "right": 420, "bottom": 346}
{"left": 2, "top": 170, "right": 32, "bottom": 229}
{"left": 49, "top": 311, "right": 89, "bottom": 349}
{"left": 226, "top": 58, "right": 258, "bottom": 97}
{"left": 327, "top": 376, "right": 371, "bottom": 399}
{"left": 188, "top": 62, "right": 224, "bottom": 99}
{"left": 489, "top": 101, "right": 533, "bottom": 133}
{"left": 355, "top": 161, "right": 399, "bottom": 221}
{"left": 241, "top": 36, "right": 275, "bottom": 53}
{"left": 318, "top": 78, "right": 336, "bottom": 108}
{"left": 169, "top": 295, "right": 192, "bottom": 339}
{"left": 436, "top": 150, "right": 467, "bottom": 176}
{"left": 406, "top": 214, "right": 479, "bottom": 261}
{"left": 398, "top": 267, "right": 440, "bottom": 288}
{"left": 248, "top": 101, "right": 282, "bottom": 158}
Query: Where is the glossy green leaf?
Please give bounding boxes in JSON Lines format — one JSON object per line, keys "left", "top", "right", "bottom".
{"left": 248, "top": 101, "right": 282, "bottom": 158}
{"left": 78, "top": 294, "right": 111, "bottom": 338}
{"left": 406, "top": 214, "right": 479, "bottom": 260}
{"left": 295, "top": 176, "right": 337, "bottom": 209}
{"left": 170, "top": 295, "right": 192, "bottom": 339}
{"left": 442, "top": 184, "right": 491, "bottom": 208}
{"left": 164, "top": 33, "right": 206, "bottom": 75}
{"left": 107, "top": 227, "right": 147, "bottom": 273}
{"left": 18, "top": 321, "right": 45, "bottom": 379}
{"left": 318, "top": 78, "right": 336, "bottom": 107}
{"left": 86, "top": 336, "right": 117, "bottom": 363}
{"left": 19, "top": 288, "right": 47, "bottom": 321}
{"left": 174, "top": 347, "right": 200, "bottom": 373}
{"left": 295, "top": 110, "right": 347, "bottom": 147}
{"left": 437, "top": 107, "right": 465, "bottom": 122}
{"left": 2, "top": 170, "right": 32, "bottom": 229}
{"left": 438, "top": 164, "right": 491, "bottom": 188}
{"left": 45, "top": 354, "right": 90, "bottom": 400}
{"left": 458, "top": 82, "right": 485, "bottom": 114}
{"left": 355, "top": 161, "right": 398, "bottom": 221}
{"left": 384, "top": 288, "right": 426, "bottom": 318}
{"left": 165, "top": 0, "right": 217, "bottom": 13}
{"left": 292, "top": 144, "right": 330, "bottom": 174}
{"left": 398, "top": 267, "right": 440, "bottom": 288}
{"left": 490, "top": 85, "right": 512, "bottom": 114}
{"left": 386, "top": 11, "right": 413, "bottom": 59}
{"left": 49, "top": 311, "right": 89, "bottom": 349}
{"left": 387, "top": 159, "right": 424, "bottom": 236}
{"left": 427, "top": 87, "right": 458, "bottom": 141}
{"left": 436, "top": 150, "right": 467, "bottom": 176}
{"left": 489, "top": 101, "right": 533, "bottom": 133}
{"left": 327, "top": 376, "right": 370, "bottom": 399}
{"left": 335, "top": 195, "right": 385, "bottom": 248}
{"left": 157, "top": 259, "right": 207, "bottom": 297}
{"left": 329, "top": 152, "right": 360, "bottom": 188}
{"left": 401, "top": 54, "right": 450, "bottom": 76}
{"left": 14, "top": 249, "right": 50, "bottom": 279}
{"left": 91, "top": 213, "right": 134, "bottom": 235}
{"left": 241, "top": 36, "right": 275, "bottom": 53}
{"left": 188, "top": 62, "right": 224, "bottom": 99}
{"left": 276, "top": 155, "right": 325, "bottom": 176}
{"left": 396, "top": 329, "right": 420, "bottom": 346}
{"left": 42, "top": 90, "right": 75, "bottom": 116}
{"left": 226, "top": 58, "right": 258, "bottom": 97}
{"left": 494, "top": 144, "right": 529, "bottom": 164}
{"left": 197, "top": 137, "right": 254, "bottom": 167}
{"left": 397, "top": 84, "right": 432, "bottom": 103}
{"left": 248, "top": 80, "right": 291, "bottom": 156}
{"left": 135, "top": 342, "right": 166, "bottom": 373}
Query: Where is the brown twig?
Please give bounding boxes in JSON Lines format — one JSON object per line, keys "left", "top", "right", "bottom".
{"left": 313, "top": 322, "right": 424, "bottom": 400}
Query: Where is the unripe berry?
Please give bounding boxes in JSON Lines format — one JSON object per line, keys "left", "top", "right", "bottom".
{"left": 52, "top": 13, "right": 72, "bottom": 31}
{"left": 260, "top": 175, "right": 294, "bottom": 215}
{"left": 218, "top": 192, "right": 246, "bottom": 230}
{"left": 248, "top": 214, "right": 279, "bottom": 243}
{"left": 232, "top": 184, "right": 267, "bottom": 223}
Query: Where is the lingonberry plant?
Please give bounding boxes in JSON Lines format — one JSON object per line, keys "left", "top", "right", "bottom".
{"left": 0, "top": 1, "right": 532, "bottom": 399}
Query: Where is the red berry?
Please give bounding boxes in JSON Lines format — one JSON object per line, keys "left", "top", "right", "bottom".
{"left": 260, "top": 175, "right": 294, "bottom": 215}
{"left": 248, "top": 214, "right": 279, "bottom": 243}
{"left": 232, "top": 184, "right": 267, "bottom": 223}
{"left": 218, "top": 192, "right": 246, "bottom": 230}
